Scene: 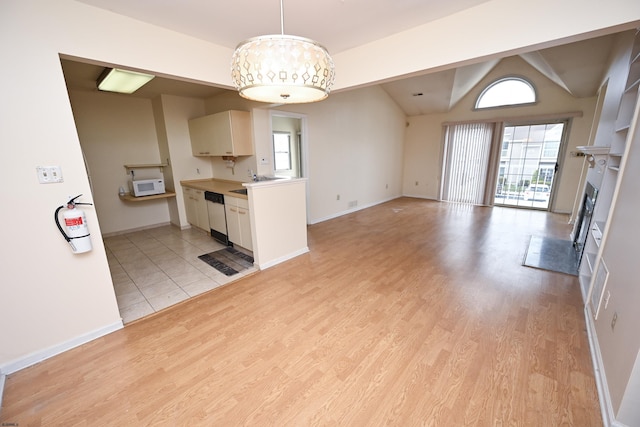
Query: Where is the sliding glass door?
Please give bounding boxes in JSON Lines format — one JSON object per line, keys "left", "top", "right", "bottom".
{"left": 493, "top": 122, "right": 565, "bottom": 210}
{"left": 441, "top": 120, "right": 566, "bottom": 210}
{"left": 441, "top": 123, "right": 495, "bottom": 205}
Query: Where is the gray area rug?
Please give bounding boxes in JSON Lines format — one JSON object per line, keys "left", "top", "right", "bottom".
{"left": 198, "top": 247, "right": 254, "bottom": 276}
{"left": 523, "top": 236, "right": 578, "bottom": 276}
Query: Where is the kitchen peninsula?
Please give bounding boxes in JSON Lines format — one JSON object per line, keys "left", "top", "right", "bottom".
{"left": 180, "top": 177, "right": 309, "bottom": 270}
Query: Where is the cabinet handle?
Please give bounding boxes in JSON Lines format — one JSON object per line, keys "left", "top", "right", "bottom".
{"left": 239, "top": 211, "right": 246, "bottom": 215}
{"left": 199, "top": 151, "right": 210, "bottom": 155}
{"left": 230, "top": 207, "right": 237, "bottom": 212}
{"left": 225, "top": 151, "right": 232, "bottom": 154}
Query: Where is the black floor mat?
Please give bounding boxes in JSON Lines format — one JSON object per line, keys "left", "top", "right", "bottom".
{"left": 198, "top": 247, "right": 254, "bottom": 276}
{"left": 523, "top": 236, "right": 578, "bottom": 276}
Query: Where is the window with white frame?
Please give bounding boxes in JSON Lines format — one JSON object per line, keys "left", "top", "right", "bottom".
{"left": 476, "top": 77, "right": 536, "bottom": 109}
{"left": 273, "top": 132, "right": 292, "bottom": 171}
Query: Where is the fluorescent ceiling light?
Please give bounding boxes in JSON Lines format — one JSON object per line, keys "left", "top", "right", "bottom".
{"left": 97, "top": 68, "right": 155, "bottom": 94}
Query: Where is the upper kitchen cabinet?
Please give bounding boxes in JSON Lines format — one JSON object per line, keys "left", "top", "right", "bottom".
{"left": 188, "top": 110, "right": 254, "bottom": 157}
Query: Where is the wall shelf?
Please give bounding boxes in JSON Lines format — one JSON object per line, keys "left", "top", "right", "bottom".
{"left": 124, "top": 163, "right": 168, "bottom": 171}
{"left": 119, "top": 191, "right": 176, "bottom": 202}
{"left": 576, "top": 145, "right": 611, "bottom": 155}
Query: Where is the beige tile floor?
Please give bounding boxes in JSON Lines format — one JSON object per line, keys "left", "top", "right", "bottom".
{"left": 104, "top": 225, "right": 256, "bottom": 324}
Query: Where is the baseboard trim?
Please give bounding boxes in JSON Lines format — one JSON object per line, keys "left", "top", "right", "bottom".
{"left": 584, "top": 305, "right": 624, "bottom": 427}
{"left": 0, "top": 320, "right": 123, "bottom": 376}
{"left": 0, "top": 372, "right": 6, "bottom": 417}
{"left": 309, "top": 196, "right": 400, "bottom": 225}
{"left": 401, "top": 193, "right": 438, "bottom": 201}
{"left": 101, "top": 222, "right": 172, "bottom": 238}
{"left": 257, "top": 247, "right": 309, "bottom": 270}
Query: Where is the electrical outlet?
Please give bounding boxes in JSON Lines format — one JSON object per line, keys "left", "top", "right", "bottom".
{"left": 37, "top": 166, "right": 63, "bottom": 183}
{"left": 611, "top": 312, "right": 618, "bottom": 330}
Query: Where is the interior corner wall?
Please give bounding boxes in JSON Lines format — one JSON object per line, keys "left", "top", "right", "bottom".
{"left": 272, "top": 85, "right": 407, "bottom": 224}
{"left": 401, "top": 56, "right": 598, "bottom": 213}
{"left": 203, "top": 86, "right": 407, "bottom": 224}
{"left": 70, "top": 90, "right": 171, "bottom": 235}
{"left": 403, "top": 113, "right": 447, "bottom": 200}
{"left": 153, "top": 95, "right": 212, "bottom": 229}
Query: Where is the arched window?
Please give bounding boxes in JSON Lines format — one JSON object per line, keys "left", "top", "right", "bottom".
{"left": 475, "top": 77, "right": 536, "bottom": 109}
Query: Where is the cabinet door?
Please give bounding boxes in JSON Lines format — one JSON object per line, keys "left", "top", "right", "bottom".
{"left": 188, "top": 112, "right": 232, "bottom": 156}
{"left": 188, "top": 111, "right": 253, "bottom": 156}
{"left": 183, "top": 187, "right": 197, "bottom": 226}
{"left": 237, "top": 207, "right": 252, "bottom": 251}
{"left": 194, "top": 190, "right": 210, "bottom": 231}
{"left": 228, "top": 111, "right": 253, "bottom": 156}
{"left": 225, "top": 204, "right": 241, "bottom": 245}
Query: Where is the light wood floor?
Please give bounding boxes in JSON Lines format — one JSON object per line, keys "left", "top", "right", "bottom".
{"left": 1, "top": 198, "right": 601, "bottom": 426}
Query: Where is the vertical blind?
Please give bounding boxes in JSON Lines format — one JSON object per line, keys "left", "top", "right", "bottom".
{"left": 442, "top": 123, "right": 494, "bottom": 205}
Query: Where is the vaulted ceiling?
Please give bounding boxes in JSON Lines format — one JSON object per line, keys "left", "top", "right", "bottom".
{"left": 64, "top": 0, "right": 621, "bottom": 116}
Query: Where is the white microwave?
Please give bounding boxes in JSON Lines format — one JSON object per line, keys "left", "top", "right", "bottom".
{"left": 131, "top": 178, "right": 165, "bottom": 197}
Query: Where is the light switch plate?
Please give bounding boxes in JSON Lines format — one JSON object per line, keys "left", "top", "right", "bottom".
{"left": 37, "top": 166, "right": 63, "bottom": 183}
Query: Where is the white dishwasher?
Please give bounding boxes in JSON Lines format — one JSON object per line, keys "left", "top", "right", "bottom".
{"left": 205, "top": 191, "right": 228, "bottom": 245}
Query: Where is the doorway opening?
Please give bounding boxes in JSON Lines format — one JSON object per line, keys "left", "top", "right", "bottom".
{"left": 270, "top": 111, "right": 310, "bottom": 223}
{"left": 270, "top": 113, "right": 305, "bottom": 179}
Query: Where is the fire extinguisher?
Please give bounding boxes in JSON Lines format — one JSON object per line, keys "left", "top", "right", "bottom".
{"left": 55, "top": 194, "right": 93, "bottom": 254}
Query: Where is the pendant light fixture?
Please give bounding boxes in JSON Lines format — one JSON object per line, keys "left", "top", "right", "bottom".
{"left": 231, "top": 0, "right": 335, "bottom": 104}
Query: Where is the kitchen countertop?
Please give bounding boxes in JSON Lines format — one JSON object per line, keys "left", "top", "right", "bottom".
{"left": 180, "top": 178, "right": 249, "bottom": 200}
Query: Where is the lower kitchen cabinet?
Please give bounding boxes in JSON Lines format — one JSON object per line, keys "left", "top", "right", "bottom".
{"left": 225, "top": 196, "right": 252, "bottom": 251}
{"left": 183, "top": 187, "right": 197, "bottom": 225}
{"left": 182, "top": 186, "right": 209, "bottom": 231}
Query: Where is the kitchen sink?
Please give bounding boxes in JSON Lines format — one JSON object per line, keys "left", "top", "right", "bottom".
{"left": 230, "top": 188, "right": 248, "bottom": 195}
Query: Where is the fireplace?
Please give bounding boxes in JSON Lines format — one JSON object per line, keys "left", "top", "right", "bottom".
{"left": 572, "top": 181, "right": 598, "bottom": 264}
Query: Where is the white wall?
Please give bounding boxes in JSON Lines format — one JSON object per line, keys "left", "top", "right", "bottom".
{"left": 70, "top": 91, "right": 216, "bottom": 235}
{"left": 202, "top": 86, "right": 407, "bottom": 224}
{"left": 597, "top": 115, "right": 640, "bottom": 423}
{"left": 153, "top": 95, "right": 212, "bottom": 229}
{"left": 0, "top": 0, "right": 242, "bottom": 372}
{"left": 1, "top": 0, "right": 638, "bottom": 372}
{"left": 248, "top": 179, "right": 309, "bottom": 269}
{"left": 70, "top": 90, "right": 171, "bottom": 234}
{"left": 583, "top": 31, "right": 640, "bottom": 424}
{"left": 402, "top": 56, "right": 597, "bottom": 214}
{"left": 275, "top": 86, "right": 407, "bottom": 223}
